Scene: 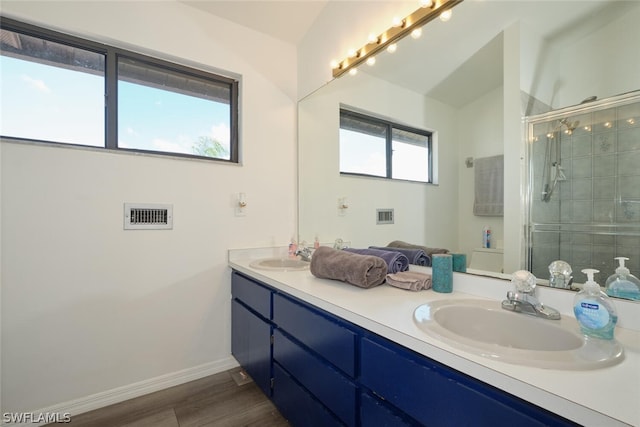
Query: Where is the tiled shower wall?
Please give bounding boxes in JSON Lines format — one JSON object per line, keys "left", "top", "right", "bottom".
{"left": 529, "top": 94, "right": 640, "bottom": 284}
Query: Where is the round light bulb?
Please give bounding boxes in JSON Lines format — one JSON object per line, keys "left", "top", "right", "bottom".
{"left": 368, "top": 33, "right": 378, "bottom": 44}
{"left": 392, "top": 16, "right": 403, "bottom": 27}
{"left": 348, "top": 68, "right": 358, "bottom": 76}
{"left": 366, "top": 56, "right": 376, "bottom": 66}
{"left": 439, "top": 9, "right": 452, "bottom": 22}
{"left": 387, "top": 43, "right": 397, "bottom": 53}
{"left": 330, "top": 59, "right": 339, "bottom": 69}
{"left": 420, "top": 0, "right": 434, "bottom": 8}
{"left": 411, "top": 28, "right": 422, "bottom": 39}
{"left": 347, "top": 48, "right": 357, "bottom": 58}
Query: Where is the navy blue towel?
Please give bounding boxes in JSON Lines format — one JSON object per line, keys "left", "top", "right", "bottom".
{"left": 370, "top": 246, "right": 430, "bottom": 266}
{"left": 343, "top": 248, "right": 409, "bottom": 273}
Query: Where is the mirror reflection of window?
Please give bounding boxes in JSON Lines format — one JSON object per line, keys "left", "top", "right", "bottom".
{"left": 391, "top": 128, "right": 430, "bottom": 182}
{"left": 339, "top": 109, "right": 432, "bottom": 183}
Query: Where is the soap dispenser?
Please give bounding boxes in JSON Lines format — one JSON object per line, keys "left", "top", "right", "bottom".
{"left": 573, "top": 269, "right": 618, "bottom": 340}
{"left": 605, "top": 257, "right": 640, "bottom": 301}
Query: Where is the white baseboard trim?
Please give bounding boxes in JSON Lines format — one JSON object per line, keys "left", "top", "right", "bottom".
{"left": 2, "top": 357, "right": 239, "bottom": 427}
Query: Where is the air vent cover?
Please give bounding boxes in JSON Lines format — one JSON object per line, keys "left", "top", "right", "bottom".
{"left": 376, "top": 208, "right": 394, "bottom": 225}
{"left": 124, "top": 203, "right": 173, "bottom": 230}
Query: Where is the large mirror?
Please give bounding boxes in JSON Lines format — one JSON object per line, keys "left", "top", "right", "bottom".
{"left": 298, "top": 0, "right": 640, "bottom": 295}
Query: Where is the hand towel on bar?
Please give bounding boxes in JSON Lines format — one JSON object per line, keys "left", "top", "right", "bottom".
{"left": 473, "top": 154, "right": 504, "bottom": 216}
{"left": 310, "top": 246, "right": 387, "bottom": 289}
{"left": 369, "top": 246, "right": 429, "bottom": 266}
{"left": 386, "top": 240, "right": 449, "bottom": 257}
{"left": 386, "top": 271, "right": 432, "bottom": 291}
{"left": 343, "top": 248, "right": 409, "bottom": 273}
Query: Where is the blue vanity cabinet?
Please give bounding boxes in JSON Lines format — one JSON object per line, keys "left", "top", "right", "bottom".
{"left": 231, "top": 272, "right": 273, "bottom": 397}
{"left": 231, "top": 270, "right": 581, "bottom": 427}
{"left": 360, "top": 393, "right": 419, "bottom": 427}
{"left": 273, "top": 362, "right": 344, "bottom": 427}
{"left": 359, "top": 335, "right": 579, "bottom": 427}
{"left": 273, "top": 293, "right": 358, "bottom": 426}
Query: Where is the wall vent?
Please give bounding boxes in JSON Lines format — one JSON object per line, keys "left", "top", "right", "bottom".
{"left": 124, "top": 203, "right": 173, "bottom": 230}
{"left": 376, "top": 208, "right": 394, "bottom": 225}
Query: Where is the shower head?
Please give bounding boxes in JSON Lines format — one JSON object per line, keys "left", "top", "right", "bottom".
{"left": 559, "top": 118, "right": 580, "bottom": 134}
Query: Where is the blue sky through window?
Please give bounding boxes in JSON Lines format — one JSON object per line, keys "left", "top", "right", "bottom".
{"left": 118, "top": 80, "right": 230, "bottom": 158}
{"left": 1, "top": 55, "right": 231, "bottom": 158}
{"left": 1, "top": 56, "right": 104, "bottom": 146}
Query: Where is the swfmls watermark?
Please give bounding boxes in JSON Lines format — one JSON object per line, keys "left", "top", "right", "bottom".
{"left": 2, "top": 412, "right": 71, "bottom": 424}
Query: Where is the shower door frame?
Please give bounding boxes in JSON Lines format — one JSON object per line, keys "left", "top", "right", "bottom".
{"left": 524, "top": 90, "right": 640, "bottom": 285}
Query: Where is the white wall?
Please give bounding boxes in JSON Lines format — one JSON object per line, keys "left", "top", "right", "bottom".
{"left": 554, "top": 3, "right": 640, "bottom": 108}
{"left": 298, "top": 71, "right": 459, "bottom": 250}
{"left": 1, "top": 0, "right": 297, "bottom": 414}
{"left": 297, "top": 1, "right": 417, "bottom": 99}
{"left": 457, "top": 86, "right": 505, "bottom": 261}
{"left": 504, "top": 22, "right": 525, "bottom": 274}
{"left": 519, "top": 3, "right": 640, "bottom": 110}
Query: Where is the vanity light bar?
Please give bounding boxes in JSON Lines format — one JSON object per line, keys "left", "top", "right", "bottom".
{"left": 332, "top": 0, "right": 464, "bottom": 78}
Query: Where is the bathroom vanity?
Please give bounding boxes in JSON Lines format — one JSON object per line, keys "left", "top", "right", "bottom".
{"left": 229, "top": 249, "right": 640, "bottom": 427}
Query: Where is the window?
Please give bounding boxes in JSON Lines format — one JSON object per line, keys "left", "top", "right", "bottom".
{"left": 0, "top": 18, "right": 239, "bottom": 163}
{"left": 0, "top": 27, "right": 105, "bottom": 146}
{"left": 339, "top": 109, "right": 432, "bottom": 183}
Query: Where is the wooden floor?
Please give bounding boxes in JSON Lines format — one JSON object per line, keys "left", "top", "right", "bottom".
{"left": 47, "top": 368, "right": 289, "bottom": 427}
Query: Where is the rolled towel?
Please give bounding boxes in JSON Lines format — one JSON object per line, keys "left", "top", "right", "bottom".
{"left": 310, "top": 246, "right": 387, "bottom": 289}
{"left": 370, "top": 246, "right": 429, "bottom": 266}
{"left": 343, "top": 248, "right": 409, "bottom": 273}
{"left": 386, "top": 271, "right": 432, "bottom": 291}
{"left": 386, "top": 240, "right": 449, "bottom": 257}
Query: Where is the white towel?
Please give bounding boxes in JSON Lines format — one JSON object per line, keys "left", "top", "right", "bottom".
{"left": 473, "top": 155, "right": 504, "bottom": 216}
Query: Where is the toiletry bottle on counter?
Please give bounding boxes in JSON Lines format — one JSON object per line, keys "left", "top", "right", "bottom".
{"left": 573, "top": 269, "right": 618, "bottom": 340}
{"left": 482, "top": 226, "right": 491, "bottom": 248}
{"left": 288, "top": 238, "right": 298, "bottom": 258}
{"left": 605, "top": 257, "right": 640, "bottom": 301}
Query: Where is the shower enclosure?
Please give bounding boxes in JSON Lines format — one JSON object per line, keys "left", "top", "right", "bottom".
{"left": 526, "top": 91, "right": 640, "bottom": 285}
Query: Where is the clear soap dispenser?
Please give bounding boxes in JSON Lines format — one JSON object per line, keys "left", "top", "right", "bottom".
{"left": 573, "top": 269, "right": 618, "bottom": 340}
{"left": 605, "top": 257, "right": 640, "bottom": 301}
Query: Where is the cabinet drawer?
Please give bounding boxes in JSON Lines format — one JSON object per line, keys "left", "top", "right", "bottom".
{"left": 231, "top": 299, "right": 272, "bottom": 397}
{"left": 273, "top": 293, "right": 356, "bottom": 376}
{"left": 360, "top": 336, "right": 577, "bottom": 427}
{"left": 232, "top": 272, "right": 272, "bottom": 319}
{"left": 274, "top": 329, "right": 356, "bottom": 427}
{"left": 361, "top": 392, "right": 417, "bottom": 427}
{"left": 273, "top": 363, "right": 344, "bottom": 427}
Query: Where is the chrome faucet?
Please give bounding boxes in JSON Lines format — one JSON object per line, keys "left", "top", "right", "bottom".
{"left": 501, "top": 270, "right": 561, "bottom": 320}
{"left": 295, "top": 246, "right": 313, "bottom": 262}
{"left": 548, "top": 260, "right": 573, "bottom": 289}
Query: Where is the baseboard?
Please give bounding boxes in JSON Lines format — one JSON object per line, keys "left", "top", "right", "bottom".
{"left": 2, "top": 357, "right": 239, "bottom": 427}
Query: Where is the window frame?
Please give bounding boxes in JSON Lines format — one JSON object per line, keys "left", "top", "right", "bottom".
{"left": 339, "top": 108, "right": 433, "bottom": 183}
{"left": 0, "top": 17, "right": 240, "bottom": 163}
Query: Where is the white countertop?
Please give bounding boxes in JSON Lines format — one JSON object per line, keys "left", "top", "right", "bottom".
{"left": 229, "top": 248, "right": 640, "bottom": 427}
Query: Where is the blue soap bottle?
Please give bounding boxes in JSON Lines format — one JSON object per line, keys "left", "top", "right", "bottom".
{"left": 605, "top": 257, "right": 640, "bottom": 301}
{"left": 573, "top": 269, "right": 618, "bottom": 340}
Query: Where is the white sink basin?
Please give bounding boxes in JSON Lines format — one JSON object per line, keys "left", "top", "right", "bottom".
{"left": 249, "top": 257, "right": 310, "bottom": 271}
{"left": 414, "top": 299, "right": 624, "bottom": 370}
